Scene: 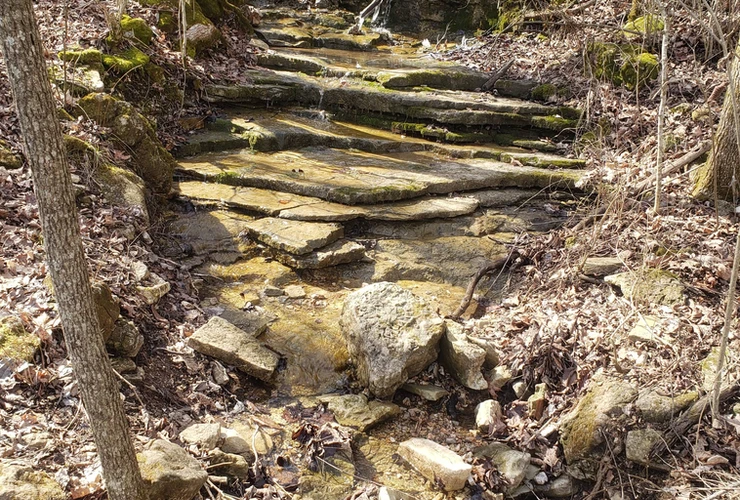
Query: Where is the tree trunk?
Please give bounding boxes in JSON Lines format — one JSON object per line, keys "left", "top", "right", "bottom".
{"left": 692, "top": 40, "right": 740, "bottom": 202}
{"left": 0, "top": 2, "right": 148, "bottom": 500}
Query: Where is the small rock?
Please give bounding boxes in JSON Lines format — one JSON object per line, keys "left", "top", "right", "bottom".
{"left": 137, "top": 281, "right": 171, "bottom": 305}
{"left": 220, "top": 420, "right": 273, "bottom": 457}
{"left": 475, "top": 399, "right": 503, "bottom": 433}
{"left": 401, "top": 382, "right": 448, "bottom": 401}
{"left": 527, "top": 383, "right": 547, "bottom": 419}
{"left": 131, "top": 261, "right": 149, "bottom": 281}
{"left": 398, "top": 438, "right": 472, "bottom": 491}
{"left": 475, "top": 442, "right": 531, "bottom": 491}
{"left": 582, "top": 257, "right": 623, "bottom": 277}
{"left": 0, "top": 463, "right": 65, "bottom": 499}
{"left": 211, "top": 361, "right": 230, "bottom": 386}
{"left": 319, "top": 394, "right": 401, "bottom": 432}
{"left": 188, "top": 316, "right": 278, "bottom": 382}
{"left": 533, "top": 471, "right": 548, "bottom": 485}
{"left": 284, "top": 284, "right": 306, "bottom": 299}
{"left": 628, "top": 316, "right": 664, "bottom": 344}
{"left": 541, "top": 475, "right": 578, "bottom": 498}
{"left": 208, "top": 448, "right": 250, "bottom": 478}
{"left": 605, "top": 269, "right": 685, "bottom": 306}
{"left": 625, "top": 428, "right": 662, "bottom": 465}
{"left": 635, "top": 389, "right": 697, "bottom": 423}
{"left": 138, "top": 439, "right": 208, "bottom": 500}
{"left": 467, "top": 336, "right": 500, "bottom": 368}
{"left": 107, "top": 318, "right": 144, "bottom": 358}
{"left": 179, "top": 423, "right": 221, "bottom": 451}
{"left": 439, "top": 321, "right": 487, "bottom": 390}
{"left": 263, "top": 285, "right": 284, "bottom": 297}
{"left": 20, "top": 431, "right": 52, "bottom": 450}
{"left": 378, "top": 486, "right": 407, "bottom": 500}
{"left": 700, "top": 347, "right": 733, "bottom": 392}
{"left": 512, "top": 380, "right": 528, "bottom": 399}
{"left": 243, "top": 218, "right": 343, "bottom": 255}
{"left": 488, "top": 365, "right": 513, "bottom": 391}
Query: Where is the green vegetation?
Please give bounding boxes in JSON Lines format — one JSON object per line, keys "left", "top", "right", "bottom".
{"left": 102, "top": 47, "right": 150, "bottom": 73}
{"left": 587, "top": 41, "right": 659, "bottom": 90}
{"left": 119, "top": 15, "right": 154, "bottom": 45}
{"left": 58, "top": 47, "right": 103, "bottom": 64}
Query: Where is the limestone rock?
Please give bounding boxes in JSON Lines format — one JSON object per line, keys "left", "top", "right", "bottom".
{"left": 398, "top": 438, "right": 472, "bottom": 491}
{"left": 138, "top": 439, "right": 208, "bottom": 500}
{"left": 475, "top": 442, "right": 531, "bottom": 491}
{"left": 401, "top": 382, "right": 448, "bottom": 401}
{"left": 92, "top": 282, "right": 119, "bottom": 342}
{"left": 0, "top": 462, "right": 65, "bottom": 500}
{"left": 635, "top": 389, "right": 697, "bottom": 423}
{"left": 340, "top": 282, "right": 445, "bottom": 397}
{"left": 186, "top": 23, "right": 222, "bottom": 54}
{"left": 208, "top": 448, "right": 250, "bottom": 478}
{"left": 318, "top": 394, "right": 401, "bottom": 432}
{"left": 137, "top": 277, "right": 171, "bottom": 305}
{"left": 180, "top": 423, "right": 221, "bottom": 451}
{"left": 700, "top": 347, "right": 734, "bottom": 392}
{"left": 188, "top": 316, "right": 278, "bottom": 382}
{"left": 628, "top": 315, "right": 663, "bottom": 344}
{"left": 220, "top": 420, "right": 273, "bottom": 456}
{"left": 243, "top": 217, "right": 344, "bottom": 255}
{"left": 625, "top": 428, "right": 662, "bottom": 466}
{"left": 439, "top": 321, "right": 487, "bottom": 390}
{"left": 475, "top": 399, "right": 503, "bottom": 433}
{"left": 284, "top": 284, "right": 306, "bottom": 299}
{"left": 528, "top": 383, "right": 547, "bottom": 419}
{"left": 467, "top": 336, "right": 500, "bottom": 368}
{"left": 0, "top": 140, "right": 22, "bottom": 169}
{"left": 488, "top": 364, "right": 513, "bottom": 391}
{"left": 107, "top": 318, "right": 144, "bottom": 358}
{"left": 538, "top": 475, "right": 578, "bottom": 498}
{"left": 110, "top": 356, "right": 137, "bottom": 374}
{"left": 582, "top": 257, "right": 623, "bottom": 277}
{"left": 93, "top": 163, "right": 149, "bottom": 223}
{"left": 605, "top": 269, "right": 685, "bottom": 306}
{"left": 275, "top": 239, "right": 366, "bottom": 269}
{"left": 560, "top": 375, "right": 637, "bottom": 464}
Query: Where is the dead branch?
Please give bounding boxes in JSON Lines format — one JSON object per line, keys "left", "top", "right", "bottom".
{"left": 634, "top": 142, "right": 711, "bottom": 194}
{"left": 522, "top": 0, "right": 597, "bottom": 22}
{"left": 450, "top": 248, "right": 521, "bottom": 320}
{"left": 482, "top": 60, "right": 514, "bottom": 92}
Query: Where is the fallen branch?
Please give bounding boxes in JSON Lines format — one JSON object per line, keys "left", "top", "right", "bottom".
{"left": 634, "top": 142, "right": 711, "bottom": 194}
{"left": 482, "top": 60, "right": 514, "bottom": 92}
{"left": 522, "top": 0, "right": 597, "bottom": 22}
{"left": 450, "top": 248, "right": 521, "bottom": 320}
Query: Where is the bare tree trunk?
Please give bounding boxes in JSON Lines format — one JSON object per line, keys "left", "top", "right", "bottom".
{"left": 692, "top": 39, "right": 740, "bottom": 202}
{"left": 0, "top": 2, "right": 147, "bottom": 499}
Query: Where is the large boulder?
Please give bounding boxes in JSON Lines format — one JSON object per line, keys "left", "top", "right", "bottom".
{"left": 340, "top": 282, "right": 445, "bottom": 398}
{"left": 138, "top": 439, "right": 208, "bottom": 500}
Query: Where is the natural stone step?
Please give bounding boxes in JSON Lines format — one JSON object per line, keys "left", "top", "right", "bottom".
{"left": 177, "top": 146, "right": 583, "bottom": 205}
{"left": 174, "top": 181, "right": 480, "bottom": 222}
{"left": 274, "top": 239, "right": 366, "bottom": 269}
{"left": 242, "top": 217, "right": 344, "bottom": 255}
{"left": 257, "top": 48, "right": 541, "bottom": 98}
{"left": 204, "top": 69, "right": 581, "bottom": 134}
{"left": 175, "top": 109, "right": 585, "bottom": 169}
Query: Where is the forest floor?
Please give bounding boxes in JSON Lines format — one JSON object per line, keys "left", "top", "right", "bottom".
{"left": 1, "top": 0, "right": 740, "bottom": 499}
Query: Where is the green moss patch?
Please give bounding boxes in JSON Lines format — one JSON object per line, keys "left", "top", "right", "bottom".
{"left": 58, "top": 48, "right": 103, "bottom": 65}
{"left": 0, "top": 316, "right": 40, "bottom": 364}
{"left": 587, "top": 42, "right": 659, "bottom": 90}
{"left": 120, "top": 15, "right": 154, "bottom": 45}
{"left": 102, "top": 47, "right": 150, "bottom": 73}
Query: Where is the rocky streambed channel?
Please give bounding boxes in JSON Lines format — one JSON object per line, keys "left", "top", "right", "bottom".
{"left": 160, "top": 8, "right": 589, "bottom": 498}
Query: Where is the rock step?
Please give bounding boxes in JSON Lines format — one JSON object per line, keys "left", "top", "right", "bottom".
{"left": 175, "top": 109, "right": 585, "bottom": 168}
{"left": 174, "top": 181, "right": 481, "bottom": 222}
{"left": 176, "top": 146, "right": 583, "bottom": 205}
{"left": 203, "top": 69, "right": 581, "bottom": 135}
{"left": 256, "top": 48, "right": 542, "bottom": 98}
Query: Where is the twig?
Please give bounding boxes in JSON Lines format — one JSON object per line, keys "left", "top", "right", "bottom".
{"left": 450, "top": 248, "right": 521, "bottom": 320}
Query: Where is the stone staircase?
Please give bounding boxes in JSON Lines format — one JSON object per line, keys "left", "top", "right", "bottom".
{"left": 165, "top": 9, "right": 587, "bottom": 393}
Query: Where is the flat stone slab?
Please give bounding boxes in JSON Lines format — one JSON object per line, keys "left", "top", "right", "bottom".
{"left": 177, "top": 146, "right": 583, "bottom": 205}
{"left": 188, "top": 316, "right": 278, "bottom": 382}
{"left": 175, "top": 181, "right": 479, "bottom": 222}
{"left": 398, "top": 438, "right": 472, "bottom": 491}
{"left": 242, "top": 217, "right": 343, "bottom": 255}
{"left": 275, "top": 239, "right": 366, "bottom": 269}
{"left": 318, "top": 394, "right": 401, "bottom": 431}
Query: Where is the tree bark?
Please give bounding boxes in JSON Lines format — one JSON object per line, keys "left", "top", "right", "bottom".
{"left": 692, "top": 39, "right": 740, "bottom": 202}
{"left": 0, "top": 2, "right": 147, "bottom": 499}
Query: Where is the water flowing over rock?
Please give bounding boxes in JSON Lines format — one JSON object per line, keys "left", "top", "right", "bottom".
{"left": 340, "top": 282, "right": 445, "bottom": 398}
{"left": 319, "top": 393, "right": 401, "bottom": 431}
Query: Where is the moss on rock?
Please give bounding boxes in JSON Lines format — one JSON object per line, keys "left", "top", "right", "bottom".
{"left": 588, "top": 41, "right": 658, "bottom": 90}
{"left": 58, "top": 47, "right": 103, "bottom": 65}
{"left": 623, "top": 14, "right": 664, "bottom": 38}
{"left": 119, "top": 15, "right": 154, "bottom": 45}
{"left": 620, "top": 52, "right": 659, "bottom": 90}
{"left": 102, "top": 47, "right": 150, "bottom": 73}
{"left": 0, "top": 316, "right": 40, "bottom": 364}
{"left": 0, "top": 140, "right": 22, "bottom": 169}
